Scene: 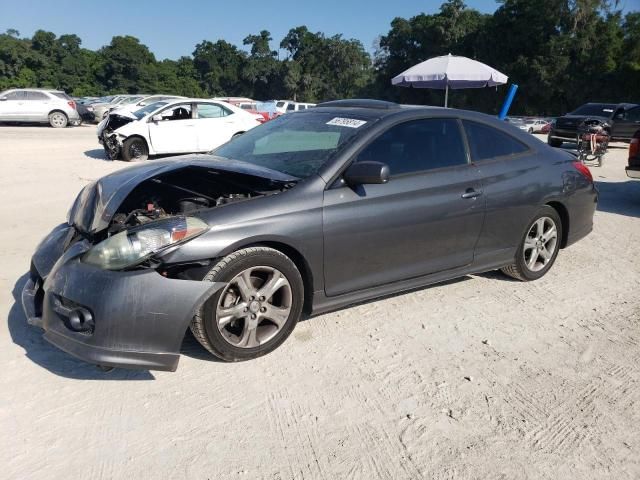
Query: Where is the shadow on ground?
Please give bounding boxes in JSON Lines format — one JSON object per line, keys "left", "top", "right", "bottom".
{"left": 8, "top": 273, "right": 154, "bottom": 380}
{"left": 595, "top": 180, "right": 640, "bottom": 218}
{"left": 83, "top": 148, "right": 110, "bottom": 161}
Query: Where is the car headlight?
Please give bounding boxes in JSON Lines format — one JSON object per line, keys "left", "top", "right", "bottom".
{"left": 82, "top": 216, "right": 208, "bottom": 270}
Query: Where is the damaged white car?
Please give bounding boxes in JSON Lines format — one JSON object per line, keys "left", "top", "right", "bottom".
{"left": 97, "top": 99, "right": 262, "bottom": 161}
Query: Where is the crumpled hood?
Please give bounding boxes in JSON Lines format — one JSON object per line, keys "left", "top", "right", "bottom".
{"left": 68, "top": 155, "right": 298, "bottom": 234}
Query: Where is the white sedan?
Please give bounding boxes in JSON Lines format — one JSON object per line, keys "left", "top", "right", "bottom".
{"left": 97, "top": 99, "right": 262, "bottom": 161}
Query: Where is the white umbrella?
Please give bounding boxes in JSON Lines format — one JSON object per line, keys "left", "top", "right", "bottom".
{"left": 391, "top": 53, "right": 508, "bottom": 107}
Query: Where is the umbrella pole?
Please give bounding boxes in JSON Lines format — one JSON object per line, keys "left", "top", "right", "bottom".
{"left": 444, "top": 84, "right": 449, "bottom": 108}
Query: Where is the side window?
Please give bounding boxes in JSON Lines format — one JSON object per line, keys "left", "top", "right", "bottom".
{"left": 159, "top": 103, "right": 193, "bottom": 121}
{"left": 26, "top": 91, "right": 49, "bottom": 101}
{"left": 2, "top": 91, "right": 23, "bottom": 100}
{"left": 627, "top": 107, "right": 640, "bottom": 122}
{"left": 197, "top": 103, "right": 230, "bottom": 118}
{"left": 463, "top": 120, "right": 528, "bottom": 161}
{"left": 356, "top": 118, "right": 467, "bottom": 176}
{"left": 287, "top": 103, "right": 296, "bottom": 111}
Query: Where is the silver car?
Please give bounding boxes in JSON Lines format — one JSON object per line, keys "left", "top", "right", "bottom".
{"left": 92, "top": 95, "right": 147, "bottom": 122}
{"left": 0, "top": 88, "right": 80, "bottom": 127}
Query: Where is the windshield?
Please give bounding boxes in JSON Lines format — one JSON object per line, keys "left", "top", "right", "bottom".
{"left": 213, "top": 112, "right": 373, "bottom": 179}
{"left": 133, "top": 101, "right": 170, "bottom": 119}
{"left": 570, "top": 104, "right": 617, "bottom": 116}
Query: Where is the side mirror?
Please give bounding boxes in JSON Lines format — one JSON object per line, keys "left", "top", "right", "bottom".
{"left": 343, "top": 161, "right": 390, "bottom": 186}
{"left": 151, "top": 114, "right": 163, "bottom": 122}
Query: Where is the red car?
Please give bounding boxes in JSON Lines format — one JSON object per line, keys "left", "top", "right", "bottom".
{"left": 626, "top": 129, "right": 640, "bottom": 179}
{"left": 540, "top": 122, "right": 552, "bottom": 134}
{"left": 215, "top": 97, "right": 276, "bottom": 124}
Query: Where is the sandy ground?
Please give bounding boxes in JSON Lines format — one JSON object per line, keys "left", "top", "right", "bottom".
{"left": 0, "top": 124, "right": 639, "bottom": 480}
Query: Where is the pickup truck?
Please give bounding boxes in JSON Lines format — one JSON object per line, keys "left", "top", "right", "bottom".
{"left": 626, "top": 129, "right": 640, "bottom": 179}
{"left": 548, "top": 102, "right": 640, "bottom": 147}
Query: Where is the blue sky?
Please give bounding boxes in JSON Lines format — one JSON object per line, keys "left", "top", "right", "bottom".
{"left": 1, "top": 0, "right": 638, "bottom": 59}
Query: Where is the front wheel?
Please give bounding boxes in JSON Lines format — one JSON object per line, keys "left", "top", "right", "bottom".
{"left": 48, "top": 111, "right": 68, "bottom": 128}
{"left": 528, "top": 127, "right": 533, "bottom": 134}
{"left": 548, "top": 137, "right": 563, "bottom": 148}
{"left": 190, "top": 247, "right": 304, "bottom": 361}
{"left": 121, "top": 137, "right": 149, "bottom": 162}
{"left": 501, "top": 206, "right": 562, "bottom": 281}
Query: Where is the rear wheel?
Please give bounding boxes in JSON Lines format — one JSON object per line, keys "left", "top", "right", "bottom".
{"left": 121, "top": 137, "right": 149, "bottom": 162}
{"left": 48, "top": 111, "right": 68, "bottom": 128}
{"left": 190, "top": 247, "right": 304, "bottom": 361}
{"left": 528, "top": 127, "right": 533, "bottom": 134}
{"left": 501, "top": 206, "right": 562, "bottom": 281}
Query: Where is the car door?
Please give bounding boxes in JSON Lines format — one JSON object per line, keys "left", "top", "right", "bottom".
{"left": 0, "top": 91, "right": 25, "bottom": 120}
{"left": 23, "top": 91, "right": 51, "bottom": 120}
{"left": 194, "top": 102, "right": 237, "bottom": 151}
{"left": 612, "top": 106, "right": 640, "bottom": 139}
{"left": 147, "top": 102, "right": 198, "bottom": 154}
{"left": 461, "top": 119, "right": 541, "bottom": 260}
{"left": 323, "top": 118, "right": 485, "bottom": 297}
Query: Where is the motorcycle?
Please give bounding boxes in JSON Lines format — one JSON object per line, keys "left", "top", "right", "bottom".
{"left": 576, "top": 118, "right": 610, "bottom": 167}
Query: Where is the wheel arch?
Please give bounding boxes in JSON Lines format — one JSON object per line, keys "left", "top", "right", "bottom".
{"left": 242, "top": 240, "right": 314, "bottom": 316}
{"left": 48, "top": 108, "right": 68, "bottom": 117}
{"left": 546, "top": 201, "right": 570, "bottom": 248}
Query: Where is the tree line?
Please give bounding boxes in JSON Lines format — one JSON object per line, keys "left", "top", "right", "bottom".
{"left": 0, "top": 0, "right": 638, "bottom": 115}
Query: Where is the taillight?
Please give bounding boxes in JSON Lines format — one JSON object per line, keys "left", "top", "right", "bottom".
{"left": 68, "top": 100, "right": 76, "bottom": 110}
{"left": 572, "top": 161, "right": 593, "bottom": 183}
{"left": 630, "top": 137, "right": 639, "bottom": 161}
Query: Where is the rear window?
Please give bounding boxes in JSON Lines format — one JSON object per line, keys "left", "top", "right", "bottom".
{"left": 51, "top": 92, "right": 70, "bottom": 100}
{"left": 463, "top": 120, "right": 529, "bottom": 161}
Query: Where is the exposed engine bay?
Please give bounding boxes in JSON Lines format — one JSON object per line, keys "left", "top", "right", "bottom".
{"left": 106, "top": 165, "right": 293, "bottom": 235}
{"left": 101, "top": 114, "right": 135, "bottom": 159}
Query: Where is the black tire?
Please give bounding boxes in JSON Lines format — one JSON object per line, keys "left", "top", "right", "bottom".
{"left": 501, "top": 206, "right": 562, "bottom": 281}
{"left": 548, "top": 137, "right": 563, "bottom": 148}
{"left": 48, "top": 111, "right": 68, "bottom": 128}
{"left": 528, "top": 127, "right": 533, "bottom": 134}
{"left": 190, "top": 247, "right": 304, "bottom": 361}
{"left": 121, "top": 137, "right": 149, "bottom": 162}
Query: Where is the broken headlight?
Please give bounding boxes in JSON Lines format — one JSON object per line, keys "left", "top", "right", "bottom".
{"left": 82, "top": 217, "right": 208, "bottom": 270}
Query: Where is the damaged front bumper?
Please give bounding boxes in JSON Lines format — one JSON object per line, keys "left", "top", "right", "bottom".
{"left": 23, "top": 224, "right": 225, "bottom": 371}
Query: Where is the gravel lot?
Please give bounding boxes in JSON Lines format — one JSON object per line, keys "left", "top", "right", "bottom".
{"left": 1, "top": 125, "right": 639, "bottom": 479}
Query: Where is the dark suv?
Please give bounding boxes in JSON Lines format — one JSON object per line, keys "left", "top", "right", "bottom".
{"left": 548, "top": 102, "right": 639, "bottom": 147}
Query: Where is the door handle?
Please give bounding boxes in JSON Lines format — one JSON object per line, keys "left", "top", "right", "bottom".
{"left": 461, "top": 188, "right": 483, "bottom": 199}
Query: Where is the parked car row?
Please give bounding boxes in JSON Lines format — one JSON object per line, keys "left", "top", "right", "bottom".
{"left": 0, "top": 88, "right": 306, "bottom": 128}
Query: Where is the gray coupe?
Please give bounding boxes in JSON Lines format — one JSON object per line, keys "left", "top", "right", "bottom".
{"left": 22, "top": 99, "right": 597, "bottom": 371}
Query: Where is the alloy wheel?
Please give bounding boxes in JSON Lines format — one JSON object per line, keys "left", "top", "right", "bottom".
{"left": 50, "top": 113, "right": 66, "bottom": 127}
{"left": 216, "top": 266, "right": 292, "bottom": 348}
{"left": 523, "top": 216, "right": 558, "bottom": 272}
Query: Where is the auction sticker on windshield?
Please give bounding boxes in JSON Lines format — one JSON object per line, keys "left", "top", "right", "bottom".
{"left": 326, "top": 117, "right": 367, "bottom": 128}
